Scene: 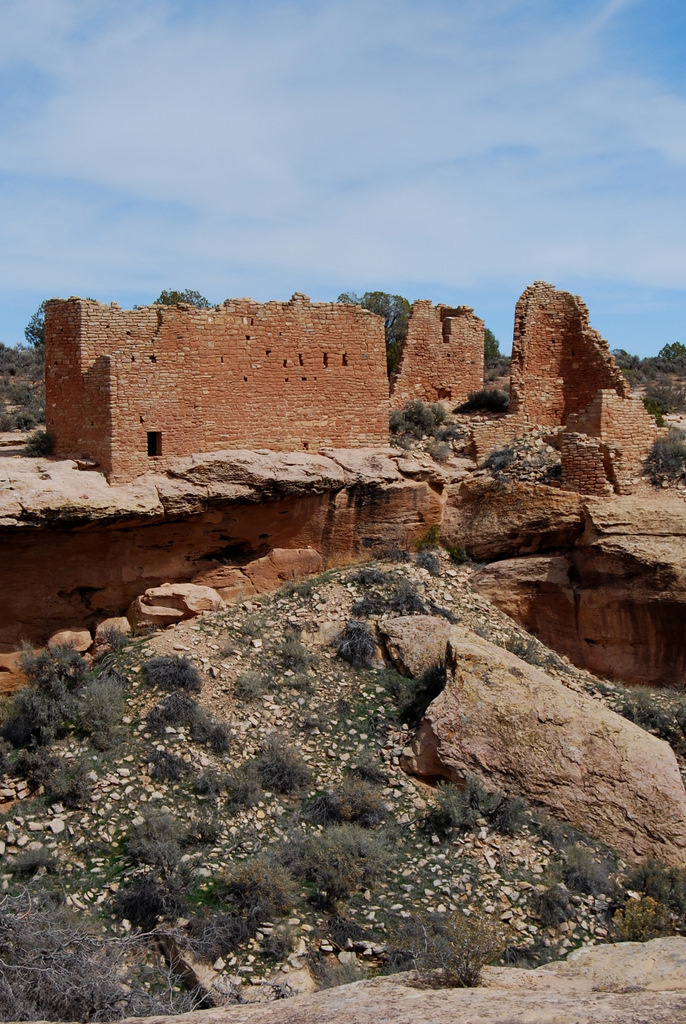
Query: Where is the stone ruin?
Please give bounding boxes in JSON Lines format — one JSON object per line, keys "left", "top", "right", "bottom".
{"left": 472, "top": 281, "right": 658, "bottom": 495}
{"left": 390, "top": 300, "right": 484, "bottom": 404}
{"left": 44, "top": 280, "right": 656, "bottom": 494}
{"left": 45, "top": 292, "right": 485, "bottom": 483}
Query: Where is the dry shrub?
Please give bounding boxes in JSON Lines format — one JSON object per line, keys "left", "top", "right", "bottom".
{"left": 387, "top": 910, "right": 502, "bottom": 987}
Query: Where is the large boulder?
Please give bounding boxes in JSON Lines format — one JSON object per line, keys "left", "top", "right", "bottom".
{"left": 128, "top": 583, "right": 225, "bottom": 628}
{"left": 47, "top": 627, "right": 92, "bottom": 652}
{"left": 402, "top": 626, "right": 686, "bottom": 866}
{"left": 378, "top": 615, "right": 452, "bottom": 677}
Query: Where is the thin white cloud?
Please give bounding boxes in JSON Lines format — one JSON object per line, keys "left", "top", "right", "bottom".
{"left": 0, "top": 0, "right": 684, "bottom": 314}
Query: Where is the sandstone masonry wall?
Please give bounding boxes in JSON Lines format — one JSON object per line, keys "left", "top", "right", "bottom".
{"left": 391, "top": 301, "right": 484, "bottom": 406}
{"left": 510, "top": 282, "right": 629, "bottom": 425}
{"left": 46, "top": 294, "right": 389, "bottom": 482}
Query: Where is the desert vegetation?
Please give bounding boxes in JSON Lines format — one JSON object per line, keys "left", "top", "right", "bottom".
{"left": 1, "top": 551, "right": 685, "bottom": 1018}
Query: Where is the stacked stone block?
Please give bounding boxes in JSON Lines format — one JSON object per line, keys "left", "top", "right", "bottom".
{"left": 46, "top": 293, "right": 389, "bottom": 483}
{"left": 391, "top": 301, "right": 484, "bottom": 406}
{"left": 560, "top": 433, "right": 614, "bottom": 496}
{"left": 510, "top": 282, "right": 629, "bottom": 425}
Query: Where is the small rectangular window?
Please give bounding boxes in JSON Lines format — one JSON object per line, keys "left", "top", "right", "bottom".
{"left": 147, "top": 431, "right": 162, "bottom": 457}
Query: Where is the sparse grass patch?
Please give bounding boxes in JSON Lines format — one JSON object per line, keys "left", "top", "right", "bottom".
{"left": 646, "top": 427, "right": 686, "bottom": 485}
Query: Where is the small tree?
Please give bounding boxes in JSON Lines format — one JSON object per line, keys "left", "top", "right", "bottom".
{"left": 24, "top": 302, "right": 46, "bottom": 349}
{"left": 658, "top": 341, "right": 686, "bottom": 363}
{"left": 152, "top": 289, "right": 211, "bottom": 308}
{"left": 484, "top": 327, "right": 500, "bottom": 364}
{"left": 338, "top": 290, "right": 410, "bottom": 377}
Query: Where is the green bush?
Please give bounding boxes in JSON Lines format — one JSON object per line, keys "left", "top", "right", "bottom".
{"left": 11, "top": 748, "right": 59, "bottom": 788}
{"left": 643, "top": 395, "right": 666, "bottom": 426}
{"left": 78, "top": 674, "right": 125, "bottom": 749}
{"left": 483, "top": 445, "right": 517, "bottom": 474}
{"left": 625, "top": 858, "right": 686, "bottom": 916}
{"left": 534, "top": 884, "right": 573, "bottom": 927}
{"left": 426, "top": 776, "right": 528, "bottom": 838}
{"left": 416, "top": 550, "right": 441, "bottom": 576}
{"left": 646, "top": 427, "right": 686, "bottom": 484}
{"left": 284, "top": 823, "right": 389, "bottom": 907}
{"left": 1, "top": 686, "right": 70, "bottom": 748}
{"left": 225, "top": 764, "right": 263, "bottom": 811}
{"left": 46, "top": 760, "right": 94, "bottom": 809}
{"left": 20, "top": 643, "right": 87, "bottom": 697}
{"left": 126, "top": 812, "right": 183, "bottom": 877}
{"left": 24, "top": 429, "right": 54, "bottom": 456}
{"left": 146, "top": 691, "right": 202, "bottom": 733}
{"left": 255, "top": 736, "right": 311, "bottom": 793}
{"left": 188, "top": 913, "right": 253, "bottom": 960}
{"left": 112, "top": 872, "right": 188, "bottom": 929}
{"left": 142, "top": 655, "right": 202, "bottom": 693}
{"left": 7, "top": 846, "right": 57, "bottom": 876}
{"left": 149, "top": 750, "right": 187, "bottom": 782}
{"left": 614, "top": 686, "right": 686, "bottom": 756}
{"left": 456, "top": 389, "right": 509, "bottom": 414}
{"left": 562, "top": 844, "right": 616, "bottom": 896}
{"left": 414, "top": 524, "right": 440, "bottom": 550}
{"left": 219, "top": 855, "right": 296, "bottom": 921}
{"left": 445, "top": 543, "right": 469, "bottom": 564}
{"left": 389, "top": 579, "right": 428, "bottom": 615}
{"left": 389, "top": 401, "right": 441, "bottom": 441}
{"left": 234, "top": 671, "right": 269, "bottom": 699}
{"left": 277, "top": 637, "right": 312, "bottom": 672}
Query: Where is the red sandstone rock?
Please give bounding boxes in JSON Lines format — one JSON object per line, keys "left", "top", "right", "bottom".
{"left": 243, "top": 548, "right": 323, "bottom": 592}
{"left": 47, "top": 628, "right": 92, "bottom": 652}
{"left": 402, "top": 626, "right": 686, "bottom": 866}
{"left": 471, "top": 494, "right": 686, "bottom": 686}
{"left": 0, "top": 449, "right": 443, "bottom": 648}
{"left": 441, "top": 478, "right": 585, "bottom": 560}
{"left": 0, "top": 652, "right": 26, "bottom": 694}
{"left": 128, "top": 583, "right": 225, "bottom": 628}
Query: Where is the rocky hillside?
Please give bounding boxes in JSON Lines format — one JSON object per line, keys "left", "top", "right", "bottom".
{"left": 1, "top": 547, "right": 686, "bottom": 1019}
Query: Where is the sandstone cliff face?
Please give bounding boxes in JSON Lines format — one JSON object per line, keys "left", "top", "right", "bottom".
{"left": 472, "top": 494, "right": 686, "bottom": 685}
{"left": 402, "top": 626, "right": 686, "bottom": 866}
{"left": 441, "top": 478, "right": 585, "bottom": 560}
{"left": 0, "top": 449, "right": 469, "bottom": 648}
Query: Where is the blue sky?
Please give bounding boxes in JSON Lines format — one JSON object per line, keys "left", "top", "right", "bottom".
{"left": 1, "top": 0, "right": 685, "bottom": 355}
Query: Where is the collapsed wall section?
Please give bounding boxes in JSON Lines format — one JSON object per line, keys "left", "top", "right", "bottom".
{"left": 391, "top": 301, "right": 484, "bottom": 406}
{"left": 510, "top": 281, "right": 629, "bottom": 425}
{"left": 46, "top": 294, "right": 389, "bottom": 482}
